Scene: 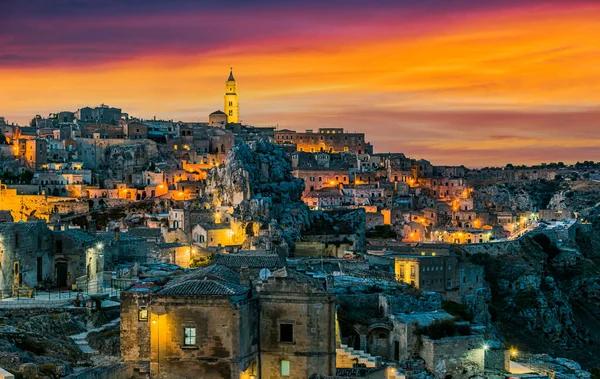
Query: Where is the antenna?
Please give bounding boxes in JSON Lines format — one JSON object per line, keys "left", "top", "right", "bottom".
{"left": 259, "top": 268, "right": 271, "bottom": 281}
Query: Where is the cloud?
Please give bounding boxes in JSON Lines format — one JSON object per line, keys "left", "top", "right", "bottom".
{"left": 1, "top": 0, "right": 600, "bottom": 166}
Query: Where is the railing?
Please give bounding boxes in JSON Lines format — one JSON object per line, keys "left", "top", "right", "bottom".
{"left": 0, "top": 288, "right": 77, "bottom": 309}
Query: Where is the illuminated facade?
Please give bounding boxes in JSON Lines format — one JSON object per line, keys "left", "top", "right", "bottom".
{"left": 121, "top": 264, "right": 335, "bottom": 378}
{"left": 224, "top": 68, "right": 239, "bottom": 124}
{"left": 275, "top": 128, "right": 372, "bottom": 154}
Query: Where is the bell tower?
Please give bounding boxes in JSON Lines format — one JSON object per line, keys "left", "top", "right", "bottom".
{"left": 224, "top": 68, "right": 239, "bottom": 124}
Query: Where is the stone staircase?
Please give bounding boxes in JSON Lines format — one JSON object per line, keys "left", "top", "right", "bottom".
{"left": 336, "top": 344, "right": 382, "bottom": 368}
{"left": 70, "top": 317, "right": 120, "bottom": 356}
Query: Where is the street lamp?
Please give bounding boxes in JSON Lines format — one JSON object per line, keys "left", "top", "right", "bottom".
{"left": 153, "top": 318, "right": 160, "bottom": 374}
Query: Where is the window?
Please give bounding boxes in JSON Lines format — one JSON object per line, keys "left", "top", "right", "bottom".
{"left": 138, "top": 308, "right": 148, "bottom": 321}
{"left": 280, "top": 323, "right": 294, "bottom": 342}
{"left": 37, "top": 257, "right": 43, "bottom": 282}
{"left": 184, "top": 327, "right": 196, "bottom": 345}
{"left": 280, "top": 360, "right": 290, "bottom": 376}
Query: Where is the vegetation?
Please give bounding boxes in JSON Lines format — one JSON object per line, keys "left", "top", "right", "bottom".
{"left": 365, "top": 225, "right": 397, "bottom": 239}
{"left": 0, "top": 169, "right": 34, "bottom": 184}
{"left": 417, "top": 319, "right": 471, "bottom": 340}
{"left": 190, "top": 254, "right": 214, "bottom": 268}
{"left": 442, "top": 300, "right": 474, "bottom": 322}
{"left": 533, "top": 234, "right": 561, "bottom": 262}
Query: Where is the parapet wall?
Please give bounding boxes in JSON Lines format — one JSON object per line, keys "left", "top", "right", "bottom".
{"left": 459, "top": 240, "right": 521, "bottom": 256}
{"left": 420, "top": 334, "right": 484, "bottom": 379}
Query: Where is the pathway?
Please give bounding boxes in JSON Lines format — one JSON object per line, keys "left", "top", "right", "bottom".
{"left": 70, "top": 317, "right": 120, "bottom": 357}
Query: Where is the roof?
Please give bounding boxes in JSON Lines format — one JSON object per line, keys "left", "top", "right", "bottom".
{"left": 213, "top": 253, "right": 282, "bottom": 268}
{"left": 210, "top": 110, "right": 226, "bottom": 115}
{"left": 158, "top": 279, "right": 248, "bottom": 297}
{"left": 128, "top": 227, "right": 163, "bottom": 239}
{"left": 167, "top": 264, "right": 240, "bottom": 286}
{"left": 227, "top": 68, "right": 235, "bottom": 82}
{"left": 195, "top": 222, "right": 231, "bottom": 231}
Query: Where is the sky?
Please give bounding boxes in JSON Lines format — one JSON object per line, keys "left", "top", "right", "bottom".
{"left": 1, "top": 0, "right": 599, "bottom": 167}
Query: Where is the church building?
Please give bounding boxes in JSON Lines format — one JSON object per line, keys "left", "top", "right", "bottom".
{"left": 224, "top": 68, "right": 239, "bottom": 124}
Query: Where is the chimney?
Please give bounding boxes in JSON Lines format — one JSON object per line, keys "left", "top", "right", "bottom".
{"left": 88, "top": 220, "right": 97, "bottom": 235}
{"left": 240, "top": 266, "right": 250, "bottom": 287}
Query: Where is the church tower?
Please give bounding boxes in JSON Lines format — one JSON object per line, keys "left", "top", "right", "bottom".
{"left": 224, "top": 68, "right": 239, "bottom": 124}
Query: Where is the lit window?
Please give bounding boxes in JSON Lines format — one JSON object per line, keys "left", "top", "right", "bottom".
{"left": 280, "top": 360, "right": 290, "bottom": 376}
{"left": 138, "top": 308, "right": 148, "bottom": 321}
{"left": 184, "top": 327, "right": 196, "bottom": 345}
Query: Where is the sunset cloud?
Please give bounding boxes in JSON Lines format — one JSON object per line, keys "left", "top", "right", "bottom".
{"left": 1, "top": 0, "right": 599, "bottom": 166}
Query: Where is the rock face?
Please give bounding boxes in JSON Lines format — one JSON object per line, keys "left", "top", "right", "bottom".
{"left": 0, "top": 310, "right": 87, "bottom": 376}
{"left": 473, "top": 180, "right": 563, "bottom": 211}
{"left": 205, "top": 139, "right": 310, "bottom": 250}
{"left": 475, "top": 237, "right": 578, "bottom": 341}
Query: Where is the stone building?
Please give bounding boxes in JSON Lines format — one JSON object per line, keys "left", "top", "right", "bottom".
{"left": 275, "top": 128, "right": 372, "bottom": 154}
{"left": 209, "top": 110, "right": 228, "bottom": 127}
{"left": 124, "top": 121, "right": 149, "bottom": 140}
{"left": 393, "top": 254, "right": 458, "bottom": 290}
{"left": 23, "top": 138, "right": 48, "bottom": 169}
{"left": 255, "top": 267, "right": 336, "bottom": 378}
{"left": 121, "top": 264, "right": 335, "bottom": 378}
{"left": 225, "top": 69, "right": 240, "bottom": 124}
{"left": 0, "top": 222, "right": 55, "bottom": 296}
{"left": 76, "top": 104, "right": 124, "bottom": 124}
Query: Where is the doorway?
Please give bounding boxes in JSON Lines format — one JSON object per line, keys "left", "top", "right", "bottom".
{"left": 55, "top": 260, "right": 68, "bottom": 287}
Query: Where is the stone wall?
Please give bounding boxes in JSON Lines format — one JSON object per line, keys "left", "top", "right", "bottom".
{"left": 120, "top": 292, "right": 151, "bottom": 365}
{"left": 149, "top": 296, "right": 257, "bottom": 378}
{"left": 420, "top": 335, "right": 484, "bottom": 379}
{"left": 484, "top": 349, "right": 510, "bottom": 371}
{"left": 63, "top": 363, "right": 134, "bottom": 379}
{"left": 257, "top": 275, "right": 336, "bottom": 379}
{"left": 459, "top": 240, "right": 521, "bottom": 256}
{"left": 295, "top": 241, "right": 352, "bottom": 258}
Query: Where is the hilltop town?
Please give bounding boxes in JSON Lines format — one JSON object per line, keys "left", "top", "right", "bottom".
{"left": 0, "top": 70, "right": 599, "bottom": 379}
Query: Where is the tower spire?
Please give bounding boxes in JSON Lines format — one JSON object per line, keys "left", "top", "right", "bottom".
{"left": 224, "top": 68, "right": 239, "bottom": 123}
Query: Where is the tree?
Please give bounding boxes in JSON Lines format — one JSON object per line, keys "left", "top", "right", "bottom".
{"left": 29, "top": 114, "right": 41, "bottom": 127}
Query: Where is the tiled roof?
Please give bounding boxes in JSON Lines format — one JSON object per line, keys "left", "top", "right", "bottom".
{"left": 158, "top": 279, "right": 248, "bottom": 297}
{"left": 213, "top": 253, "right": 282, "bottom": 268}
{"left": 263, "top": 267, "right": 328, "bottom": 292}
{"left": 129, "top": 227, "right": 163, "bottom": 239}
{"left": 166, "top": 264, "right": 240, "bottom": 286}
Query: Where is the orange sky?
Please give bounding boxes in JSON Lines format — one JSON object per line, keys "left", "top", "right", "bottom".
{"left": 1, "top": 1, "right": 599, "bottom": 166}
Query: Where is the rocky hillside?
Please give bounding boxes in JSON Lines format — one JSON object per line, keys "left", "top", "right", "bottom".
{"left": 474, "top": 179, "right": 566, "bottom": 211}
{"left": 0, "top": 308, "right": 120, "bottom": 378}
{"left": 205, "top": 139, "right": 310, "bottom": 250}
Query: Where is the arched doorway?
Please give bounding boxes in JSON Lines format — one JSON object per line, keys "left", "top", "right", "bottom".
{"left": 367, "top": 327, "right": 390, "bottom": 358}
{"left": 55, "top": 259, "right": 68, "bottom": 288}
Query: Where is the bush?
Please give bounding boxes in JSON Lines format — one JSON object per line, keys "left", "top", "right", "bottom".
{"left": 533, "top": 234, "right": 560, "bottom": 261}
{"left": 417, "top": 319, "right": 471, "bottom": 340}
{"left": 15, "top": 336, "right": 46, "bottom": 355}
{"left": 365, "top": 225, "right": 397, "bottom": 239}
{"left": 190, "top": 254, "right": 213, "bottom": 268}
{"left": 442, "top": 300, "right": 474, "bottom": 322}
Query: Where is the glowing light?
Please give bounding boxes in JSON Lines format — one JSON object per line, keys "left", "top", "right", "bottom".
{"left": 483, "top": 344, "right": 489, "bottom": 351}
{"left": 329, "top": 180, "right": 335, "bottom": 185}
{"left": 511, "top": 348, "right": 518, "bottom": 357}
